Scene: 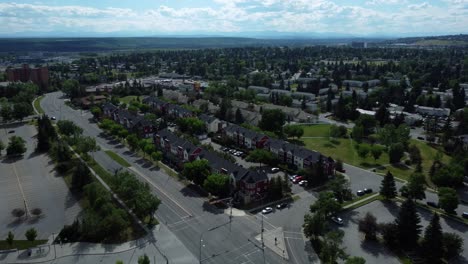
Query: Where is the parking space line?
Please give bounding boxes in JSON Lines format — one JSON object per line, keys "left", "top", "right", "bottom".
{"left": 11, "top": 162, "right": 30, "bottom": 216}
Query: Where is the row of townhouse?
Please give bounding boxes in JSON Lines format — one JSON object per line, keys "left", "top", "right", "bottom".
{"left": 223, "top": 124, "right": 335, "bottom": 174}
{"left": 153, "top": 129, "right": 268, "bottom": 204}
{"left": 102, "top": 102, "right": 155, "bottom": 138}
{"left": 142, "top": 96, "right": 194, "bottom": 119}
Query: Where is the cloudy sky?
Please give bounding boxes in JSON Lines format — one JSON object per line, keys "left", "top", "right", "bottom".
{"left": 0, "top": 0, "right": 467, "bottom": 37}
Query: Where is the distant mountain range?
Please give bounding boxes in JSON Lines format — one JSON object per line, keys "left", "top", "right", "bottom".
{"left": 386, "top": 34, "right": 468, "bottom": 46}
{"left": 0, "top": 34, "right": 466, "bottom": 53}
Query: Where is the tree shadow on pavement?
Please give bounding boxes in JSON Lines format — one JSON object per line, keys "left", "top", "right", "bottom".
{"left": 202, "top": 201, "right": 223, "bottom": 215}
{"left": 382, "top": 201, "right": 399, "bottom": 218}
{"left": 360, "top": 239, "right": 391, "bottom": 257}
{"left": 180, "top": 184, "right": 208, "bottom": 198}
{"left": 1, "top": 155, "right": 23, "bottom": 164}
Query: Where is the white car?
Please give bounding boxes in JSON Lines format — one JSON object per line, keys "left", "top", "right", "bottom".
{"left": 331, "top": 216, "right": 343, "bottom": 225}
{"left": 271, "top": 167, "right": 280, "bottom": 173}
{"left": 262, "top": 207, "right": 273, "bottom": 214}
{"left": 299, "top": 180, "right": 308, "bottom": 186}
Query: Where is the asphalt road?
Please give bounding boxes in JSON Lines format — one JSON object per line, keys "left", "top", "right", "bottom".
{"left": 41, "top": 92, "right": 305, "bottom": 264}
{"left": 0, "top": 123, "right": 81, "bottom": 240}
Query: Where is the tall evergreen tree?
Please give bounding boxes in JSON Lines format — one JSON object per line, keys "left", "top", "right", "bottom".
{"left": 396, "top": 198, "right": 422, "bottom": 249}
{"left": 375, "top": 104, "right": 390, "bottom": 126}
{"left": 235, "top": 108, "right": 244, "bottom": 124}
{"left": 380, "top": 171, "right": 397, "bottom": 200}
{"left": 421, "top": 213, "right": 443, "bottom": 264}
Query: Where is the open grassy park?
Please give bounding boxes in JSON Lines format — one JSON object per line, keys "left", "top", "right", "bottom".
{"left": 299, "top": 124, "right": 451, "bottom": 181}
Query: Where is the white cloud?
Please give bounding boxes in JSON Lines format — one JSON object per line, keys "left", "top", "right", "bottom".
{"left": 0, "top": 0, "right": 466, "bottom": 35}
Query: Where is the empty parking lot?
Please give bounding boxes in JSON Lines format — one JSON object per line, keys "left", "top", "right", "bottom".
{"left": 0, "top": 123, "right": 81, "bottom": 240}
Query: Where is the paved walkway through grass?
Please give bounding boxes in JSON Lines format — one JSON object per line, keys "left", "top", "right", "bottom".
{"left": 0, "top": 224, "right": 198, "bottom": 264}
{"left": 343, "top": 193, "right": 380, "bottom": 209}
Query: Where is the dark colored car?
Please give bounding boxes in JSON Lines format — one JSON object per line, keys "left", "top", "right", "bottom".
{"left": 356, "top": 190, "right": 365, "bottom": 196}
{"left": 426, "top": 201, "right": 439, "bottom": 208}
{"left": 8, "top": 130, "right": 15, "bottom": 133}
{"left": 364, "top": 188, "right": 373, "bottom": 194}
{"left": 462, "top": 212, "right": 468, "bottom": 219}
{"left": 276, "top": 203, "right": 287, "bottom": 209}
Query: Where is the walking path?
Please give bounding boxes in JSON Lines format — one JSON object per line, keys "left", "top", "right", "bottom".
{"left": 0, "top": 224, "right": 198, "bottom": 264}
{"left": 343, "top": 193, "right": 380, "bottom": 209}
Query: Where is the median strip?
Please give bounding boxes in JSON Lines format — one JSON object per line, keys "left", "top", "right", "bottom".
{"left": 105, "top": 150, "right": 131, "bottom": 167}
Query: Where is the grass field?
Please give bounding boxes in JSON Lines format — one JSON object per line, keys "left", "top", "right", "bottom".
{"left": 0, "top": 240, "right": 48, "bottom": 250}
{"left": 105, "top": 150, "right": 131, "bottom": 167}
{"left": 301, "top": 136, "right": 451, "bottom": 182}
{"left": 33, "top": 95, "right": 45, "bottom": 114}
{"left": 118, "top": 96, "right": 139, "bottom": 105}
{"left": 298, "top": 124, "right": 333, "bottom": 138}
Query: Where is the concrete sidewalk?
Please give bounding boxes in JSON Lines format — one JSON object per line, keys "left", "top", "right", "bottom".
{"left": 0, "top": 224, "right": 198, "bottom": 264}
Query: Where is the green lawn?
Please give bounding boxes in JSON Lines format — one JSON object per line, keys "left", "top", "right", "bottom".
{"left": 0, "top": 240, "right": 47, "bottom": 250}
{"left": 298, "top": 124, "right": 333, "bottom": 138}
{"left": 302, "top": 137, "right": 411, "bottom": 180}
{"left": 33, "top": 95, "right": 45, "bottom": 114}
{"left": 301, "top": 137, "right": 452, "bottom": 182}
{"left": 118, "top": 96, "right": 139, "bottom": 105}
{"left": 105, "top": 150, "right": 131, "bottom": 167}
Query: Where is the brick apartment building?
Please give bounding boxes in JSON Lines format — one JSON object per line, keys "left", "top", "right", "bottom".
{"left": 6, "top": 64, "right": 49, "bottom": 89}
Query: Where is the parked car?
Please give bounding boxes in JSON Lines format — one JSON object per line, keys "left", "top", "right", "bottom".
{"left": 299, "top": 180, "right": 308, "bottom": 186}
{"left": 222, "top": 147, "right": 229, "bottom": 152}
{"left": 276, "top": 203, "right": 287, "bottom": 209}
{"left": 356, "top": 190, "right": 365, "bottom": 196}
{"left": 51, "top": 116, "right": 56, "bottom": 120}
{"left": 331, "top": 216, "right": 343, "bottom": 225}
{"left": 262, "top": 207, "right": 273, "bottom": 214}
{"left": 462, "top": 212, "right": 468, "bottom": 219}
{"left": 271, "top": 167, "right": 280, "bottom": 173}
{"left": 289, "top": 175, "right": 298, "bottom": 181}
{"left": 426, "top": 201, "right": 439, "bottom": 208}
{"left": 364, "top": 188, "right": 373, "bottom": 194}
{"left": 417, "top": 136, "right": 424, "bottom": 140}
{"left": 8, "top": 130, "right": 15, "bottom": 134}
{"left": 292, "top": 176, "right": 304, "bottom": 184}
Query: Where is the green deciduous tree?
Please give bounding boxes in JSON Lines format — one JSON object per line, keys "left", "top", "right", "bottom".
{"left": 438, "top": 187, "right": 459, "bottom": 214}
{"left": 181, "top": 159, "right": 211, "bottom": 185}
{"left": 303, "top": 212, "right": 327, "bottom": 239}
{"left": 259, "top": 109, "right": 286, "bottom": 134}
{"left": 25, "top": 228, "right": 37, "bottom": 242}
{"left": 421, "top": 213, "right": 443, "bottom": 264}
{"left": 138, "top": 254, "right": 150, "bottom": 264}
{"left": 177, "top": 117, "right": 206, "bottom": 135}
{"left": 203, "top": 173, "right": 230, "bottom": 197}
{"left": 319, "top": 230, "right": 348, "bottom": 264}
{"left": 346, "top": 256, "right": 366, "bottom": 264}
{"left": 358, "top": 212, "right": 378, "bottom": 240}
{"left": 283, "top": 125, "right": 304, "bottom": 139}
{"left": 126, "top": 134, "right": 140, "bottom": 151}
{"left": 57, "top": 120, "right": 83, "bottom": 137}
{"left": 356, "top": 144, "right": 369, "bottom": 159}
{"left": 310, "top": 191, "right": 342, "bottom": 217}
{"left": 72, "top": 161, "right": 92, "bottom": 191}
{"left": 380, "top": 171, "right": 397, "bottom": 200}
{"left": 6, "top": 136, "right": 26, "bottom": 156}
{"left": 6, "top": 231, "right": 14, "bottom": 247}
{"left": 13, "top": 102, "right": 33, "bottom": 120}
{"left": 245, "top": 149, "right": 275, "bottom": 166}
{"left": 370, "top": 146, "right": 383, "bottom": 161}
{"left": 388, "top": 143, "right": 404, "bottom": 163}
{"left": 326, "top": 174, "right": 352, "bottom": 202}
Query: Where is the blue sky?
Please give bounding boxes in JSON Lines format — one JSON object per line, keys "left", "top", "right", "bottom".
{"left": 0, "top": 0, "right": 467, "bottom": 37}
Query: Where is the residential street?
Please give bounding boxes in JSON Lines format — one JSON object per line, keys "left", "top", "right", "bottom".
{"left": 40, "top": 92, "right": 311, "bottom": 264}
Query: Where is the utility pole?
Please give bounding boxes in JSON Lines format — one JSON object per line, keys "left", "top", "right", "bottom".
{"left": 261, "top": 212, "right": 265, "bottom": 264}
